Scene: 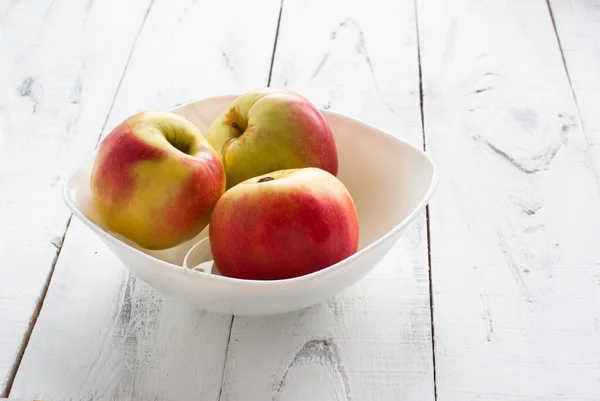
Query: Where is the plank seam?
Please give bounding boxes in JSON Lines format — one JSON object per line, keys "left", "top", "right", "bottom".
{"left": 217, "top": 316, "right": 235, "bottom": 401}
{"left": 413, "top": 0, "right": 438, "bottom": 399}
{"left": 425, "top": 206, "right": 437, "bottom": 401}
{"left": 545, "top": 0, "right": 580, "bottom": 121}
{"left": 218, "top": 3, "right": 284, "bottom": 399}
{"left": 545, "top": 0, "right": 600, "bottom": 191}
{"left": 94, "top": 0, "right": 157, "bottom": 148}
{"left": 3, "top": 0, "right": 157, "bottom": 395}
{"left": 267, "top": 0, "right": 284, "bottom": 86}
{"left": 4, "top": 216, "right": 72, "bottom": 398}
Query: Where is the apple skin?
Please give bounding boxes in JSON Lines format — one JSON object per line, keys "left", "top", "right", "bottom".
{"left": 205, "top": 88, "right": 338, "bottom": 189}
{"left": 90, "top": 111, "right": 226, "bottom": 250}
{"left": 208, "top": 167, "right": 359, "bottom": 280}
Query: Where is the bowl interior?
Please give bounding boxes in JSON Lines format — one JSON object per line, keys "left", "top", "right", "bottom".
{"left": 64, "top": 95, "right": 436, "bottom": 273}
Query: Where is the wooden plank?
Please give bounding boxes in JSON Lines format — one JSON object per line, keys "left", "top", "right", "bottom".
{"left": 548, "top": 0, "right": 600, "bottom": 177}
{"left": 417, "top": 0, "right": 600, "bottom": 399}
{"left": 0, "top": 0, "right": 152, "bottom": 396}
{"left": 8, "top": 0, "right": 282, "bottom": 399}
{"left": 218, "top": 1, "right": 435, "bottom": 400}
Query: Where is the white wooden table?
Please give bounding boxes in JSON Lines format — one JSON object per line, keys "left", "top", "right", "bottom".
{"left": 1, "top": 0, "right": 600, "bottom": 399}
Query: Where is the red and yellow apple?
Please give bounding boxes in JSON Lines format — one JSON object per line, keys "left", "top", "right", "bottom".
{"left": 208, "top": 167, "right": 359, "bottom": 280}
{"left": 205, "top": 88, "right": 338, "bottom": 189}
{"left": 90, "top": 111, "right": 225, "bottom": 250}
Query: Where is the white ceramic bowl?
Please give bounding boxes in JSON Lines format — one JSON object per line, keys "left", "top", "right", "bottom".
{"left": 63, "top": 95, "right": 437, "bottom": 316}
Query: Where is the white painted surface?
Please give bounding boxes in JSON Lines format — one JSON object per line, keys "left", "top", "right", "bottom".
{"left": 417, "top": 0, "right": 600, "bottom": 399}
{"left": 3, "top": 0, "right": 600, "bottom": 399}
{"left": 549, "top": 0, "right": 600, "bottom": 179}
{"left": 219, "top": 0, "right": 435, "bottom": 400}
{"left": 9, "top": 0, "right": 281, "bottom": 399}
{"left": 0, "top": 0, "right": 152, "bottom": 396}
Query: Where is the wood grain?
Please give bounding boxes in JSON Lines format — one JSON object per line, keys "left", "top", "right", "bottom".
{"left": 218, "top": 1, "right": 435, "bottom": 400}
{"left": 417, "top": 0, "right": 600, "bottom": 399}
{"left": 0, "top": 0, "right": 152, "bottom": 396}
{"left": 8, "top": 0, "right": 281, "bottom": 399}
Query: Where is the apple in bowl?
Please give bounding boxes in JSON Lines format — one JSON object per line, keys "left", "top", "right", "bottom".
{"left": 208, "top": 167, "right": 359, "bottom": 280}
{"left": 90, "top": 111, "right": 225, "bottom": 250}
{"left": 63, "top": 94, "right": 437, "bottom": 316}
{"left": 205, "top": 88, "right": 339, "bottom": 189}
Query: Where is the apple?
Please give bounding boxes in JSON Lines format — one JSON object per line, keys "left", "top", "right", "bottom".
{"left": 205, "top": 88, "right": 338, "bottom": 189}
{"left": 90, "top": 111, "right": 225, "bottom": 250}
{"left": 209, "top": 167, "right": 359, "bottom": 280}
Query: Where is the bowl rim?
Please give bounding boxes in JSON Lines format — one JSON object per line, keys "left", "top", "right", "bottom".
{"left": 63, "top": 93, "right": 438, "bottom": 287}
